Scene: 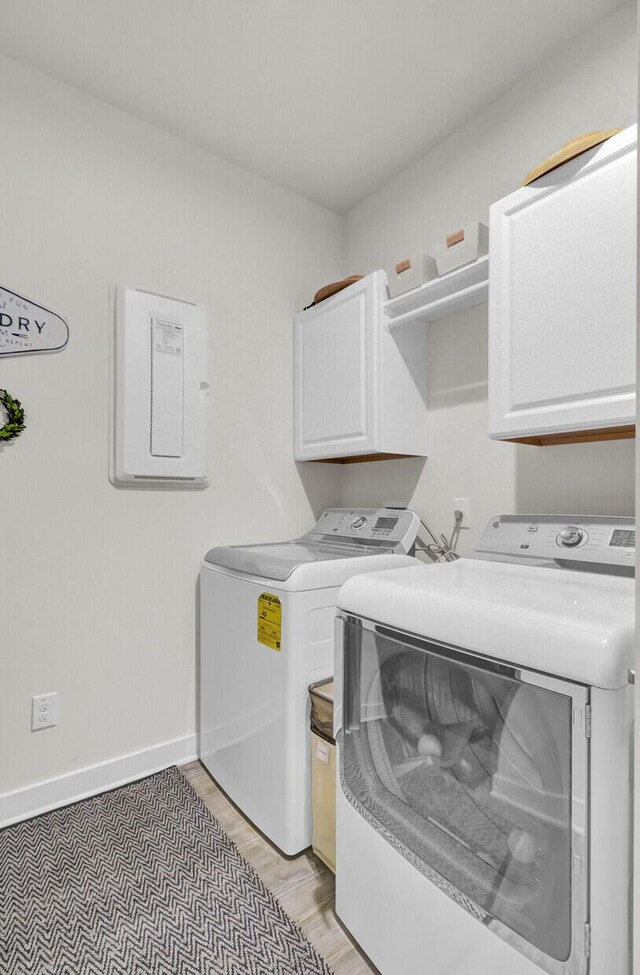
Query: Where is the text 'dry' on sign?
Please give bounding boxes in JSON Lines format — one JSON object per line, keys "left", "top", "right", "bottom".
{"left": 0, "top": 285, "right": 69, "bottom": 357}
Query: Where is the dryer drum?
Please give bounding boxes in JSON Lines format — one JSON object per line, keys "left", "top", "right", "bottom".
{"left": 342, "top": 627, "right": 572, "bottom": 964}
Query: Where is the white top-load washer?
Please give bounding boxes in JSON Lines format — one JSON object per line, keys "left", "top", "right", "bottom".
{"left": 199, "top": 507, "right": 420, "bottom": 855}
{"left": 334, "top": 514, "right": 634, "bottom": 975}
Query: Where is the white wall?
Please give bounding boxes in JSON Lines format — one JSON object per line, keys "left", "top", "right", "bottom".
{"left": 0, "top": 55, "right": 344, "bottom": 801}
{"left": 1, "top": 3, "right": 636, "bottom": 815}
{"left": 342, "top": 3, "right": 637, "bottom": 547}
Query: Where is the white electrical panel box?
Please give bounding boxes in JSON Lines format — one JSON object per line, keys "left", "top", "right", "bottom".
{"left": 112, "top": 288, "right": 209, "bottom": 486}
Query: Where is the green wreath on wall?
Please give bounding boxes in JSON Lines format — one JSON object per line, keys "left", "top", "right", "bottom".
{"left": 0, "top": 389, "right": 26, "bottom": 442}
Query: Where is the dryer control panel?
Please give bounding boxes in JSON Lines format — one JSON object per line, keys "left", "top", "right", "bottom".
{"left": 311, "top": 507, "right": 420, "bottom": 554}
{"left": 474, "top": 514, "right": 635, "bottom": 570}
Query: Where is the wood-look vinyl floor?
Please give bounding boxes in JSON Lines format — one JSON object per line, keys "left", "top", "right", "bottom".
{"left": 181, "top": 761, "right": 378, "bottom": 975}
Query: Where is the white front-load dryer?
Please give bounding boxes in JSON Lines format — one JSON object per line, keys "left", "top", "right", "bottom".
{"left": 199, "top": 507, "right": 420, "bottom": 856}
{"left": 334, "top": 514, "right": 634, "bottom": 975}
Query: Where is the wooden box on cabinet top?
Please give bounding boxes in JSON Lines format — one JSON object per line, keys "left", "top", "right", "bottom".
{"left": 294, "top": 271, "right": 428, "bottom": 462}
{"left": 489, "top": 125, "right": 637, "bottom": 445}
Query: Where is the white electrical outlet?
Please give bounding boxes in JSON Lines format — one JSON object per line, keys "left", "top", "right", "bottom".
{"left": 454, "top": 497, "right": 471, "bottom": 526}
{"left": 31, "top": 692, "right": 58, "bottom": 731}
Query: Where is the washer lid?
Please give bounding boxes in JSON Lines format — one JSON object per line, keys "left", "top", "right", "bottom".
{"left": 203, "top": 507, "right": 421, "bottom": 581}
{"left": 204, "top": 536, "right": 397, "bottom": 581}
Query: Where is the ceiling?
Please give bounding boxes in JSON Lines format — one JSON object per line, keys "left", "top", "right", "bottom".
{"left": 0, "top": 0, "right": 625, "bottom": 212}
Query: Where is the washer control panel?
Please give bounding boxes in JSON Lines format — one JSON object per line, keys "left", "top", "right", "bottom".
{"left": 474, "top": 515, "right": 635, "bottom": 570}
{"left": 310, "top": 507, "right": 421, "bottom": 554}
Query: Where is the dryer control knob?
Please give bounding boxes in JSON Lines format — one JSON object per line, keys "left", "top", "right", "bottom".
{"left": 557, "top": 526, "right": 584, "bottom": 547}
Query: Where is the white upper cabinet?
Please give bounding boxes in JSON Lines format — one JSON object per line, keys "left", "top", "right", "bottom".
{"left": 489, "top": 125, "right": 637, "bottom": 444}
{"left": 294, "top": 272, "right": 428, "bottom": 462}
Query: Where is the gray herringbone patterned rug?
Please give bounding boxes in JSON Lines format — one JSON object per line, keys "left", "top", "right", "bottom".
{"left": 0, "top": 767, "right": 333, "bottom": 975}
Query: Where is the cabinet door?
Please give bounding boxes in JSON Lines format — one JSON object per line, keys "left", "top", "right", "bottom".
{"left": 295, "top": 274, "right": 382, "bottom": 460}
{"left": 489, "top": 126, "right": 636, "bottom": 442}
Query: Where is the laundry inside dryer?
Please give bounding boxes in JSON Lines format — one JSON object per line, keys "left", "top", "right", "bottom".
{"left": 342, "top": 624, "right": 573, "bottom": 963}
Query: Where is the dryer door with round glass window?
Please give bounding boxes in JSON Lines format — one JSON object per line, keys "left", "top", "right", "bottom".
{"left": 340, "top": 615, "right": 589, "bottom": 975}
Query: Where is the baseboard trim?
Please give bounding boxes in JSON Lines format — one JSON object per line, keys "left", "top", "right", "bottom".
{"left": 0, "top": 734, "right": 198, "bottom": 829}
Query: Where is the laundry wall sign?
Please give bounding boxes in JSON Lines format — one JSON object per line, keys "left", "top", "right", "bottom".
{"left": 0, "top": 285, "right": 69, "bottom": 356}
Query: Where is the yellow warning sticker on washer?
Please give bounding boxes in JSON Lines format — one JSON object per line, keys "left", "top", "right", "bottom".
{"left": 257, "top": 592, "right": 282, "bottom": 651}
